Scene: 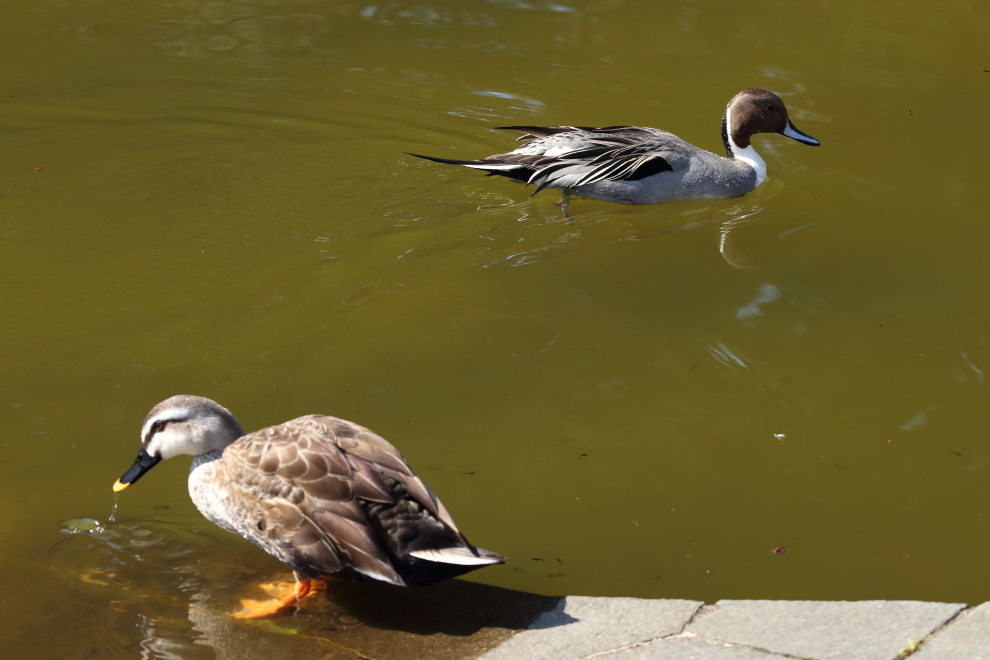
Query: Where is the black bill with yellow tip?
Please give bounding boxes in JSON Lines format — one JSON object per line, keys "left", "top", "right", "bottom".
{"left": 113, "top": 447, "right": 162, "bottom": 492}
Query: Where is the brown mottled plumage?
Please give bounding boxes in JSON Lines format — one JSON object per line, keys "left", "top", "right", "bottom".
{"left": 113, "top": 395, "right": 503, "bottom": 612}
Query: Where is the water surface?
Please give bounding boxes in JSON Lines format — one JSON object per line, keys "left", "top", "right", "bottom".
{"left": 3, "top": 0, "right": 990, "bottom": 656}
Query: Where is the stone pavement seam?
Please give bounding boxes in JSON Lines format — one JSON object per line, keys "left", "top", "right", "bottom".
{"left": 579, "top": 603, "right": 712, "bottom": 660}
{"left": 900, "top": 604, "right": 971, "bottom": 659}
{"left": 539, "top": 600, "right": 808, "bottom": 660}
{"left": 584, "top": 629, "right": 797, "bottom": 660}
{"left": 478, "top": 598, "right": 978, "bottom": 660}
{"left": 672, "top": 631, "right": 789, "bottom": 660}
{"left": 683, "top": 604, "right": 719, "bottom": 627}
{"left": 685, "top": 600, "right": 966, "bottom": 660}
{"left": 477, "top": 597, "right": 704, "bottom": 660}
{"left": 581, "top": 604, "right": 708, "bottom": 660}
{"left": 579, "top": 604, "right": 792, "bottom": 660}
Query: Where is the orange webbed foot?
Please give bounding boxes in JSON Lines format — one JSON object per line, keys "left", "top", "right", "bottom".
{"left": 233, "top": 579, "right": 322, "bottom": 619}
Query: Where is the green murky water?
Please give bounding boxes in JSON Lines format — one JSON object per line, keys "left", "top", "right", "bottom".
{"left": 3, "top": 0, "right": 990, "bottom": 655}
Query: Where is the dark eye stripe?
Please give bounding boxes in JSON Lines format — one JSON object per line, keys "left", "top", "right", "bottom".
{"left": 144, "top": 417, "right": 184, "bottom": 444}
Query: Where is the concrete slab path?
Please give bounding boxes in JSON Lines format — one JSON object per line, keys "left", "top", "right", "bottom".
{"left": 479, "top": 596, "right": 982, "bottom": 660}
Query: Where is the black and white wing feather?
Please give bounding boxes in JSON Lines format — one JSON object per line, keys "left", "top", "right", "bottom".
{"left": 410, "top": 126, "right": 679, "bottom": 194}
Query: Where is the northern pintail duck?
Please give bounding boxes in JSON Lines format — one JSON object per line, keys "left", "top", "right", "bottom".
{"left": 113, "top": 395, "right": 503, "bottom": 617}
{"left": 411, "top": 88, "right": 819, "bottom": 207}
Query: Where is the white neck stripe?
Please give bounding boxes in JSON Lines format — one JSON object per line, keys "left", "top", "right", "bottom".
{"left": 729, "top": 140, "right": 767, "bottom": 187}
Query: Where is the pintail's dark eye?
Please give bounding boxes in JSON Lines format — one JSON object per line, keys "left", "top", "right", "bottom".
{"left": 767, "top": 105, "right": 776, "bottom": 112}
{"left": 153, "top": 421, "right": 167, "bottom": 433}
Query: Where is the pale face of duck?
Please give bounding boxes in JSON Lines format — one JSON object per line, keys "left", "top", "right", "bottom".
{"left": 113, "top": 395, "right": 244, "bottom": 491}
{"left": 725, "top": 89, "right": 820, "bottom": 150}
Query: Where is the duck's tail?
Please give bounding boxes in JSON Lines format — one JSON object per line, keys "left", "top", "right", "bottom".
{"left": 409, "top": 545, "right": 505, "bottom": 566}
{"left": 397, "top": 540, "right": 505, "bottom": 585}
{"left": 407, "top": 152, "right": 533, "bottom": 183}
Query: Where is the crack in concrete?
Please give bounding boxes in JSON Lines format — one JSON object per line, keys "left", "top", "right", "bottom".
{"left": 487, "top": 599, "right": 974, "bottom": 660}
{"left": 575, "top": 601, "right": 808, "bottom": 660}
{"left": 581, "top": 630, "right": 796, "bottom": 660}
{"left": 574, "top": 602, "right": 792, "bottom": 660}
{"left": 685, "top": 603, "right": 720, "bottom": 626}
{"left": 573, "top": 599, "right": 972, "bottom": 660}
{"left": 893, "top": 605, "right": 971, "bottom": 659}
{"left": 577, "top": 602, "right": 706, "bottom": 659}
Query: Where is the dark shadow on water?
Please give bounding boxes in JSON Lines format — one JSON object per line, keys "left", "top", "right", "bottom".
{"left": 327, "top": 578, "right": 560, "bottom": 636}
{"left": 196, "top": 578, "right": 561, "bottom": 660}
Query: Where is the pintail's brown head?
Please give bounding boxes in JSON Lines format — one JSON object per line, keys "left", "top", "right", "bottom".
{"left": 721, "top": 88, "right": 819, "bottom": 157}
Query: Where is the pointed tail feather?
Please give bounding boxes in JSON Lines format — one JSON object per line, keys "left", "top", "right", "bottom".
{"left": 408, "top": 152, "right": 533, "bottom": 182}
{"left": 407, "top": 152, "right": 491, "bottom": 168}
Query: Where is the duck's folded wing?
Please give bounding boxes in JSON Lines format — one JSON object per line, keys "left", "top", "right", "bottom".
{"left": 322, "top": 417, "right": 462, "bottom": 531}
{"left": 509, "top": 127, "right": 679, "bottom": 192}
{"left": 221, "top": 415, "right": 498, "bottom": 585}
{"left": 220, "top": 420, "right": 408, "bottom": 584}
{"left": 530, "top": 149, "right": 674, "bottom": 192}
{"left": 412, "top": 126, "right": 679, "bottom": 193}
{"left": 302, "top": 416, "right": 503, "bottom": 570}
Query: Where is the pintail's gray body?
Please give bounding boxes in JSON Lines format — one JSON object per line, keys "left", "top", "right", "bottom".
{"left": 412, "top": 88, "right": 820, "bottom": 206}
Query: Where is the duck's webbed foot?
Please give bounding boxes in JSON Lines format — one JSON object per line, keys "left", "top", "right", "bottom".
{"left": 555, "top": 191, "right": 573, "bottom": 223}
{"left": 233, "top": 577, "right": 328, "bottom": 619}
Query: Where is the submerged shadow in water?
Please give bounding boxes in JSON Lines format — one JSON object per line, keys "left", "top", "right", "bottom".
{"left": 192, "top": 578, "right": 561, "bottom": 660}
{"left": 327, "top": 578, "right": 560, "bottom": 636}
